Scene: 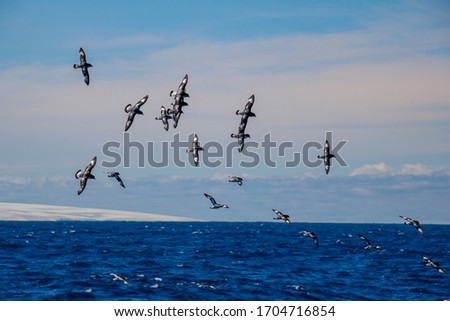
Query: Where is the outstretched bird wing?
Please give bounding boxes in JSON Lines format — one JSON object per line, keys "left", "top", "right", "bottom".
{"left": 324, "top": 140, "right": 331, "bottom": 157}
{"left": 357, "top": 234, "right": 371, "bottom": 246}
{"left": 413, "top": 221, "right": 424, "bottom": 234}
{"left": 204, "top": 193, "right": 217, "bottom": 205}
{"left": 244, "top": 94, "right": 255, "bottom": 114}
{"left": 83, "top": 68, "right": 90, "bottom": 86}
{"left": 178, "top": 74, "right": 188, "bottom": 93}
{"left": 134, "top": 95, "right": 149, "bottom": 110}
{"left": 125, "top": 111, "right": 136, "bottom": 132}
{"left": 313, "top": 235, "right": 319, "bottom": 247}
{"left": 79, "top": 48, "right": 87, "bottom": 65}
{"left": 84, "top": 156, "right": 97, "bottom": 175}
{"left": 115, "top": 174, "right": 125, "bottom": 188}
{"left": 77, "top": 177, "right": 87, "bottom": 195}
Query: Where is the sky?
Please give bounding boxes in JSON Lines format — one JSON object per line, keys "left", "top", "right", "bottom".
{"left": 0, "top": 0, "right": 449, "bottom": 223}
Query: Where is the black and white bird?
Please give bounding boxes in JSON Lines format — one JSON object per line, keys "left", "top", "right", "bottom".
{"left": 317, "top": 139, "right": 336, "bottom": 175}
{"left": 73, "top": 48, "right": 93, "bottom": 86}
{"left": 300, "top": 231, "right": 319, "bottom": 247}
{"left": 75, "top": 156, "right": 97, "bottom": 195}
{"left": 228, "top": 176, "right": 243, "bottom": 186}
{"left": 422, "top": 256, "right": 445, "bottom": 274}
{"left": 357, "top": 233, "right": 381, "bottom": 250}
{"left": 230, "top": 130, "right": 250, "bottom": 153}
{"left": 106, "top": 172, "right": 125, "bottom": 188}
{"left": 236, "top": 94, "right": 256, "bottom": 118}
{"left": 110, "top": 273, "right": 128, "bottom": 284}
{"left": 399, "top": 215, "right": 424, "bottom": 234}
{"left": 124, "top": 95, "right": 149, "bottom": 131}
{"left": 231, "top": 95, "right": 255, "bottom": 152}
{"left": 204, "top": 193, "right": 229, "bottom": 209}
{"left": 170, "top": 74, "right": 189, "bottom": 128}
{"left": 155, "top": 106, "right": 172, "bottom": 131}
{"left": 186, "top": 133, "right": 203, "bottom": 166}
{"left": 170, "top": 74, "right": 189, "bottom": 100}
{"left": 272, "top": 209, "right": 291, "bottom": 224}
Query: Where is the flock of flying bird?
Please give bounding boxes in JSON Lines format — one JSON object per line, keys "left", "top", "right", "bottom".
{"left": 73, "top": 48, "right": 445, "bottom": 275}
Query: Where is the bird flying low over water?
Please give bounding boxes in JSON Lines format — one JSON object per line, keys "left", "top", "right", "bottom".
{"left": 75, "top": 156, "right": 97, "bottom": 195}
{"left": 300, "top": 231, "right": 319, "bottom": 247}
{"left": 170, "top": 74, "right": 189, "bottom": 128}
{"left": 186, "top": 133, "right": 203, "bottom": 166}
{"left": 124, "top": 95, "right": 149, "bottom": 131}
{"left": 73, "top": 48, "right": 93, "bottom": 85}
{"left": 106, "top": 172, "right": 125, "bottom": 188}
{"left": 228, "top": 176, "right": 243, "bottom": 186}
{"left": 155, "top": 106, "right": 172, "bottom": 131}
{"left": 422, "top": 256, "right": 445, "bottom": 274}
{"left": 357, "top": 233, "right": 381, "bottom": 250}
{"left": 272, "top": 209, "right": 291, "bottom": 224}
{"left": 110, "top": 273, "right": 128, "bottom": 284}
{"left": 399, "top": 215, "right": 424, "bottom": 234}
{"left": 204, "top": 193, "right": 229, "bottom": 209}
{"left": 318, "top": 139, "right": 336, "bottom": 175}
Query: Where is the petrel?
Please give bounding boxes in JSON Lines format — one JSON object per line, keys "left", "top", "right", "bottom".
{"left": 231, "top": 95, "right": 255, "bottom": 152}
{"left": 228, "top": 176, "right": 243, "bottom": 186}
{"left": 170, "top": 74, "right": 189, "bottom": 128}
{"left": 357, "top": 233, "right": 381, "bottom": 250}
{"left": 170, "top": 74, "right": 189, "bottom": 100}
{"left": 73, "top": 48, "right": 93, "bottom": 86}
{"left": 236, "top": 94, "right": 256, "bottom": 118}
{"left": 124, "top": 95, "right": 149, "bottom": 131}
{"left": 422, "top": 256, "right": 445, "bottom": 274}
{"left": 272, "top": 209, "right": 291, "bottom": 224}
{"left": 186, "top": 133, "right": 203, "bottom": 166}
{"left": 106, "top": 172, "right": 125, "bottom": 188}
{"left": 300, "top": 231, "right": 319, "bottom": 247}
{"left": 317, "top": 140, "right": 336, "bottom": 175}
{"left": 75, "top": 156, "right": 97, "bottom": 195}
{"left": 110, "top": 273, "right": 128, "bottom": 284}
{"left": 204, "top": 193, "right": 229, "bottom": 209}
{"left": 155, "top": 106, "right": 172, "bottom": 131}
{"left": 231, "top": 126, "right": 250, "bottom": 153}
{"left": 399, "top": 215, "right": 424, "bottom": 234}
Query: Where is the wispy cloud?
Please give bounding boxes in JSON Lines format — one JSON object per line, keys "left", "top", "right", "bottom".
{"left": 350, "top": 163, "right": 449, "bottom": 177}
{"left": 350, "top": 163, "right": 390, "bottom": 177}
{"left": 1, "top": 166, "right": 449, "bottom": 223}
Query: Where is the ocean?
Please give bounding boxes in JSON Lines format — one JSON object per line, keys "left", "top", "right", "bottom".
{"left": 0, "top": 221, "right": 448, "bottom": 301}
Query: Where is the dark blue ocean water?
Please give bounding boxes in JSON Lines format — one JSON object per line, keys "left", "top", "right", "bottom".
{"left": 0, "top": 221, "right": 448, "bottom": 301}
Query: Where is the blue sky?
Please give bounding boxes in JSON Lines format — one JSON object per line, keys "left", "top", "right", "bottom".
{"left": 0, "top": 1, "right": 449, "bottom": 223}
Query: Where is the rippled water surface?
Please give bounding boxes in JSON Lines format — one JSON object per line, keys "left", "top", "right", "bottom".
{"left": 0, "top": 221, "right": 448, "bottom": 300}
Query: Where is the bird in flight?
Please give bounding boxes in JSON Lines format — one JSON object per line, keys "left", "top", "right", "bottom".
{"left": 73, "top": 47, "right": 93, "bottom": 85}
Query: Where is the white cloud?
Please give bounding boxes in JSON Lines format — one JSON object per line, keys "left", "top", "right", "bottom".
{"left": 397, "top": 163, "right": 434, "bottom": 176}
{"left": 349, "top": 163, "right": 449, "bottom": 177}
{"left": 350, "top": 162, "right": 390, "bottom": 177}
